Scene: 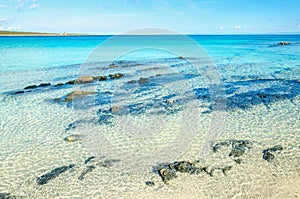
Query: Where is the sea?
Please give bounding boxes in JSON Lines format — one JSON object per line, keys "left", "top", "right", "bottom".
{"left": 0, "top": 34, "right": 299, "bottom": 198}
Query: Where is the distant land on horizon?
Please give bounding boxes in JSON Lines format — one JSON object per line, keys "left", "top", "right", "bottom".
{"left": 0, "top": 30, "right": 89, "bottom": 36}
{"left": 0, "top": 30, "right": 299, "bottom": 36}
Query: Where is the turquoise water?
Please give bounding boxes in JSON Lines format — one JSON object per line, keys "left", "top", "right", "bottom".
{"left": 0, "top": 35, "right": 299, "bottom": 198}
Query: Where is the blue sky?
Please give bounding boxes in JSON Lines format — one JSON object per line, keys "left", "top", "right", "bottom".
{"left": 0, "top": 0, "right": 299, "bottom": 34}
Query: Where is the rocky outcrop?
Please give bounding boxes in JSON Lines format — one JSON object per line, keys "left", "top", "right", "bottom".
{"left": 15, "top": 73, "right": 123, "bottom": 94}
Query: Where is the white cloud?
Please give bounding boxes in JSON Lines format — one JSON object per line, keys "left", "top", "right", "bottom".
{"left": 0, "top": 4, "right": 8, "bottom": 8}
{"left": 0, "top": 26, "right": 4, "bottom": 30}
{"left": 0, "top": 17, "right": 8, "bottom": 23}
{"left": 16, "top": 0, "right": 39, "bottom": 11}
{"left": 220, "top": 26, "right": 224, "bottom": 30}
{"left": 234, "top": 25, "right": 242, "bottom": 29}
{"left": 29, "top": 3, "right": 38, "bottom": 9}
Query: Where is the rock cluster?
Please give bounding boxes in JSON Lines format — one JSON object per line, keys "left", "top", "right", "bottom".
{"left": 15, "top": 73, "right": 123, "bottom": 94}
{"left": 36, "top": 157, "right": 120, "bottom": 185}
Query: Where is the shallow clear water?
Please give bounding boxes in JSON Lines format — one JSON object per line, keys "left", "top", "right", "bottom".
{"left": 0, "top": 35, "right": 299, "bottom": 198}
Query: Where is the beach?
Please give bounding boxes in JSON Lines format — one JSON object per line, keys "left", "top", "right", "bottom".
{"left": 0, "top": 35, "right": 299, "bottom": 198}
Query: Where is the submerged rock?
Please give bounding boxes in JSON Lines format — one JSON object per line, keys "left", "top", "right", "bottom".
{"left": 78, "top": 165, "right": 96, "bottom": 180}
{"left": 64, "top": 134, "right": 83, "bottom": 142}
{"left": 127, "top": 80, "right": 137, "bottom": 84}
{"left": 65, "top": 90, "right": 97, "bottom": 102}
{"left": 36, "top": 164, "right": 75, "bottom": 185}
{"left": 84, "top": 156, "right": 96, "bottom": 164}
{"left": 138, "top": 77, "right": 149, "bottom": 85}
{"left": 213, "top": 140, "right": 252, "bottom": 158}
{"left": 263, "top": 151, "right": 275, "bottom": 162}
{"left": 155, "top": 161, "right": 206, "bottom": 183}
{"left": 262, "top": 145, "right": 283, "bottom": 162}
{"left": 145, "top": 181, "right": 155, "bottom": 186}
{"left": 158, "top": 167, "right": 177, "bottom": 183}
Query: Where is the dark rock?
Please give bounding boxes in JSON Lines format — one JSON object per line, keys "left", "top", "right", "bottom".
{"left": 277, "top": 41, "right": 291, "bottom": 46}
{"left": 93, "top": 76, "right": 107, "bottom": 81}
{"left": 24, "top": 85, "right": 37, "bottom": 89}
{"left": 263, "top": 151, "right": 275, "bottom": 162}
{"left": 178, "top": 56, "right": 184, "bottom": 59}
{"left": 64, "top": 134, "right": 83, "bottom": 142}
{"left": 14, "top": 90, "right": 25, "bottom": 94}
{"left": 213, "top": 140, "right": 252, "bottom": 158}
{"left": 229, "top": 145, "right": 246, "bottom": 157}
{"left": 65, "top": 80, "right": 75, "bottom": 85}
{"left": 155, "top": 161, "right": 205, "bottom": 183}
{"left": 262, "top": 145, "right": 283, "bottom": 162}
{"left": 36, "top": 164, "right": 75, "bottom": 185}
{"left": 53, "top": 98, "right": 61, "bottom": 102}
{"left": 169, "top": 161, "right": 201, "bottom": 174}
{"left": 54, "top": 83, "right": 64, "bottom": 87}
{"left": 39, "top": 83, "right": 51, "bottom": 87}
{"left": 138, "top": 77, "right": 149, "bottom": 85}
{"left": 78, "top": 165, "right": 96, "bottom": 180}
{"left": 268, "top": 145, "right": 283, "bottom": 152}
{"left": 234, "top": 159, "right": 242, "bottom": 164}
{"left": 84, "top": 156, "right": 96, "bottom": 164}
{"left": 109, "top": 73, "right": 124, "bottom": 79}
{"left": 96, "top": 159, "right": 120, "bottom": 167}
{"left": 221, "top": 166, "right": 232, "bottom": 175}
{"left": 212, "top": 141, "right": 231, "bottom": 152}
{"left": 127, "top": 80, "right": 137, "bottom": 84}
{"left": 145, "top": 181, "right": 155, "bottom": 186}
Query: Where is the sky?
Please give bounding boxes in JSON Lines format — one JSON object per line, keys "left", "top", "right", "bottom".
{"left": 0, "top": 0, "right": 300, "bottom": 34}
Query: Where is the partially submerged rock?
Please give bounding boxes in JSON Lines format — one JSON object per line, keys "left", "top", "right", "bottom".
{"left": 75, "top": 76, "right": 94, "bottom": 84}
{"left": 36, "top": 164, "right": 75, "bottom": 185}
{"left": 109, "top": 73, "right": 124, "bottom": 79}
{"left": 277, "top": 41, "right": 291, "bottom": 46}
{"left": 24, "top": 85, "right": 38, "bottom": 89}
